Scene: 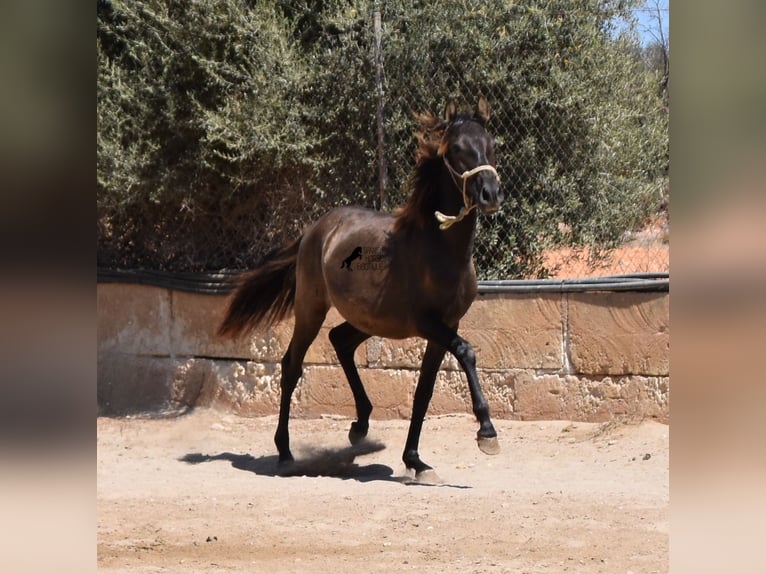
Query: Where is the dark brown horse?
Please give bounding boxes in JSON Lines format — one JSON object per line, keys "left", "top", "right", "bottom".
{"left": 219, "top": 98, "right": 504, "bottom": 478}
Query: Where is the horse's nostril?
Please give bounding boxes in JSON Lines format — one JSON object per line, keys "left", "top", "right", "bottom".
{"left": 480, "top": 187, "right": 492, "bottom": 205}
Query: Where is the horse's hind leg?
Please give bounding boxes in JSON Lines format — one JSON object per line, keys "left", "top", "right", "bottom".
{"left": 274, "top": 310, "right": 326, "bottom": 463}
{"left": 328, "top": 322, "right": 372, "bottom": 444}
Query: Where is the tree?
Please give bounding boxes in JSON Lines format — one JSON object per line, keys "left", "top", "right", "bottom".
{"left": 373, "top": 0, "right": 668, "bottom": 277}
{"left": 97, "top": 0, "right": 668, "bottom": 277}
{"left": 97, "top": 0, "right": 316, "bottom": 269}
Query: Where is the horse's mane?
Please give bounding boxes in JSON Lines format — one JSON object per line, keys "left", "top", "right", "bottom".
{"left": 393, "top": 111, "right": 471, "bottom": 231}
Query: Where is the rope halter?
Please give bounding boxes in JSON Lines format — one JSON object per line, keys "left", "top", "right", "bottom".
{"left": 434, "top": 157, "right": 501, "bottom": 230}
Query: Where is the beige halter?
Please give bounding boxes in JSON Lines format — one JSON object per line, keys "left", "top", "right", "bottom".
{"left": 434, "top": 157, "right": 500, "bottom": 230}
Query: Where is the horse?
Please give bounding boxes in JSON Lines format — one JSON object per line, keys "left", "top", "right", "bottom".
{"left": 218, "top": 97, "right": 505, "bottom": 479}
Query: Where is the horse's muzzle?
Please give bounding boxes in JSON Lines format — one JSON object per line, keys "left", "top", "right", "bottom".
{"left": 477, "top": 177, "right": 504, "bottom": 214}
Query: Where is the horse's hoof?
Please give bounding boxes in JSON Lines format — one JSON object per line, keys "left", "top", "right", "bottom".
{"left": 413, "top": 468, "right": 443, "bottom": 485}
{"left": 348, "top": 422, "right": 368, "bottom": 445}
{"left": 477, "top": 435, "right": 500, "bottom": 455}
{"left": 276, "top": 458, "right": 295, "bottom": 476}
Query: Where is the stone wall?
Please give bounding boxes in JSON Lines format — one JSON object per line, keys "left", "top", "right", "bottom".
{"left": 97, "top": 283, "right": 669, "bottom": 423}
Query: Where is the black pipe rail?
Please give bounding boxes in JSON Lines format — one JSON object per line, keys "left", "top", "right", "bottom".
{"left": 97, "top": 269, "right": 668, "bottom": 295}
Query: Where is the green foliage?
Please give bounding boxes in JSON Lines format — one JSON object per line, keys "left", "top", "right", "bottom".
{"left": 98, "top": 0, "right": 318, "bottom": 269}
{"left": 97, "top": 0, "right": 668, "bottom": 276}
{"left": 375, "top": 0, "right": 668, "bottom": 277}
{"left": 98, "top": 0, "right": 311, "bottom": 199}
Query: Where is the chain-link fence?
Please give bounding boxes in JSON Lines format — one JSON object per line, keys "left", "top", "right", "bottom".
{"left": 380, "top": 71, "right": 669, "bottom": 280}
{"left": 97, "top": 1, "right": 668, "bottom": 279}
{"left": 371, "top": 3, "right": 668, "bottom": 279}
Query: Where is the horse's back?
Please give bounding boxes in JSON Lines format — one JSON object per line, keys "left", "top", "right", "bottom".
{"left": 297, "top": 207, "right": 416, "bottom": 337}
{"left": 296, "top": 205, "right": 477, "bottom": 338}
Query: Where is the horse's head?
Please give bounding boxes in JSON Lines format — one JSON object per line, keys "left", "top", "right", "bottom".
{"left": 436, "top": 97, "right": 504, "bottom": 228}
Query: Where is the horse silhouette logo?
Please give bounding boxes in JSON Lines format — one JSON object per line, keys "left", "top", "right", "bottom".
{"left": 340, "top": 246, "right": 363, "bottom": 270}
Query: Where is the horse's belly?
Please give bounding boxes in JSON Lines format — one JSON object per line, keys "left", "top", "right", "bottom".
{"left": 327, "top": 278, "right": 415, "bottom": 339}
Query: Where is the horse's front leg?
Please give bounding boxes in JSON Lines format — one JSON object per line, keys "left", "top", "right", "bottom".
{"left": 419, "top": 321, "right": 500, "bottom": 455}
{"left": 453, "top": 335, "right": 500, "bottom": 455}
{"left": 403, "top": 341, "right": 446, "bottom": 479}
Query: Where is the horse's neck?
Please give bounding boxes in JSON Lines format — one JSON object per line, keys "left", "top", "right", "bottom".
{"left": 397, "top": 162, "right": 478, "bottom": 262}
{"left": 442, "top": 211, "right": 477, "bottom": 264}
{"left": 432, "top": 174, "right": 478, "bottom": 263}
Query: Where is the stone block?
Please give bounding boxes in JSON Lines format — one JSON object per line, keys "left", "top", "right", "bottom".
{"left": 430, "top": 369, "right": 515, "bottom": 418}
{"left": 172, "top": 290, "right": 241, "bottom": 357}
{"left": 366, "top": 337, "right": 459, "bottom": 370}
{"left": 570, "top": 374, "right": 669, "bottom": 422}
{"left": 359, "top": 368, "right": 418, "bottom": 418}
{"left": 461, "top": 327, "right": 561, "bottom": 371}
{"left": 171, "top": 293, "right": 366, "bottom": 365}
{"left": 97, "top": 284, "right": 172, "bottom": 355}
{"left": 509, "top": 370, "right": 669, "bottom": 422}
{"left": 297, "top": 365, "right": 355, "bottom": 417}
{"left": 463, "top": 292, "right": 562, "bottom": 329}
{"left": 96, "top": 284, "right": 670, "bottom": 421}
{"left": 300, "top": 366, "right": 416, "bottom": 419}
{"left": 567, "top": 292, "right": 669, "bottom": 376}
{"left": 462, "top": 293, "right": 563, "bottom": 369}
{"left": 508, "top": 371, "right": 572, "bottom": 421}
{"left": 194, "top": 359, "right": 283, "bottom": 416}
{"left": 172, "top": 290, "right": 295, "bottom": 362}
{"left": 366, "top": 336, "right": 424, "bottom": 369}
{"left": 97, "top": 353, "right": 203, "bottom": 415}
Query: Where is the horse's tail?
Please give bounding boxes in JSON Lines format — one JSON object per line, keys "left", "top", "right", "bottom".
{"left": 217, "top": 236, "right": 302, "bottom": 338}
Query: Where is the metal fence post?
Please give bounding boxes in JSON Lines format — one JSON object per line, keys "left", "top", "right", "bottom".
{"left": 373, "top": 3, "right": 388, "bottom": 210}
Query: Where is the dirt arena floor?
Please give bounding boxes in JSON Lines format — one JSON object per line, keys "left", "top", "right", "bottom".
{"left": 97, "top": 409, "right": 668, "bottom": 573}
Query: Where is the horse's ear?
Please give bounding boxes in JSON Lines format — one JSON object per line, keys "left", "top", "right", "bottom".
{"left": 443, "top": 100, "right": 457, "bottom": 122}
{"left": 475, "top": 96, "right": 490, "bottom": 124}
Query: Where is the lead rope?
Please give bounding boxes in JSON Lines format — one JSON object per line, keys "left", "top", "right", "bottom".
{"left": 434, "top": 158, "right": 500, "bottom": 230}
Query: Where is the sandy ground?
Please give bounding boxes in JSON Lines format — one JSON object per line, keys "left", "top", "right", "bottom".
{"left": 97, "top": 409, "right": 668, "bottom": 573}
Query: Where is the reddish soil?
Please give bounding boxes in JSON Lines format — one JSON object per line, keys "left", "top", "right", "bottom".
{"left": 543, "top": 217, "right": 669, "bottom": 278}
{"left": 98, "top": 409, "right": 668, "bottom": 573}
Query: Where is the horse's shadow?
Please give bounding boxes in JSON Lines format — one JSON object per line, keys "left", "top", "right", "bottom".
{"left": 180, "top": 440, "right": 471, "bottom": 488}
{"left": 180, "top": 451, "right": 401, "bottom": 483}
{"left": 180, "top": 440, "right": 401, "bottom": 484}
